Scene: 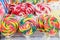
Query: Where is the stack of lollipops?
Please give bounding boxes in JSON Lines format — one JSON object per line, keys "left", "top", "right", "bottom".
{"left": 0, "top": 1, "right": 60, "bottom": 40}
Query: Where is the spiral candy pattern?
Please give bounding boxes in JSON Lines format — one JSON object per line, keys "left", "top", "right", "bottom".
{"left": 37, "top": 14, "right": 59, "bottom": 36}
{"left": 47, "top": 16, "right": 59, "bottom": 36}
{"left": 37, "top": 15, "right": 44, "bottom": 32}
{"left": 43, "top": 14, "right": 59, "bottom": 36}
{"left": 1, "top": 14, "right": 18, "bottom": 36}
{"left": 19, "top": 14, "right": 36, "bottom": 36}
{"left": 11, "top": 3, "right": 35, "bottom": 16}
{"left": 35, "top": 3, "right": 51, "bottom": 15}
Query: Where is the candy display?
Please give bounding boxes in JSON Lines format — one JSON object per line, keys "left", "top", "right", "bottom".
{"left": 1, "top": 14, "right": 18, "bottom": 36}
{"left": 19, "top": 14, "right": 36, "bottom": 36}
{"left": 35, "top": 3, "right": 51, "bottom": 15}
{"left": 0, "top": 0, "right": 60, "bottom": 39}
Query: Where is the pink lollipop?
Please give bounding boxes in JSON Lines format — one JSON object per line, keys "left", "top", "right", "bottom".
{"left": 35, "top": 3, "right": 51, "bottom": 15}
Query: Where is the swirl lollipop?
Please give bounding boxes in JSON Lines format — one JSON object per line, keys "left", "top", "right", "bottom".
{"left": 42, "top": 14, "right": 59, "bottom": 36}
{"left": 37, "top": 14, "right": 59, "bottom": 36}
{"left": 11, "top": 3, "right": 35, "bottom": 16}
{"left": 19, "top": 14, "right": 36, "bottom": 36}
{"left": 37, "top": 14, "right": 59, "bottom": 40}
{"left": 46, "top": 16, "right": 59, "bottom": 36}
{"left": 1, "top": 14, "right": 18, "bottom": 36}
{"left": 35, "top": 3, "right": 51, "bottom": 15}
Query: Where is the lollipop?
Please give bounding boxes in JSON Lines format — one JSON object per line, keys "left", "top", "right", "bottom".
{"left": 19, "top": 14, "right": 36, "bottom": 36}
{"left": 35, "top": 3, "right": 51, "bottom": 15}
{"left": 43, "top": 14, "right": 59, "bottom": 36}
{"left": 1, "top": 14, "right": 18, "bottom": 36}
{"left": 46, "top": 16, "right": 59, "bottom": 36}
{"left": 37, "top": 14, "right": 59, "bottom": 36}
{"left": 11, "top": 3, "right": 35, "bottom": 16}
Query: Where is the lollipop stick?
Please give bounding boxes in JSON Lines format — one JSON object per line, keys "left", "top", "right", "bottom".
{"left": 25, "top": 36, "right": 31, "bottom": 40}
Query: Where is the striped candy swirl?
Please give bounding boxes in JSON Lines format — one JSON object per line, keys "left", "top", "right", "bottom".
{"left": 1, "top": 14, "right": 18, "bottom": 36}
{"left": 19, "top": 14, "right": 36, "bottom": 36}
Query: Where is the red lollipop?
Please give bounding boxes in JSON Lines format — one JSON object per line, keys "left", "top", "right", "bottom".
{"left": 11, "top": 3, "right": 35, "bottom": 16}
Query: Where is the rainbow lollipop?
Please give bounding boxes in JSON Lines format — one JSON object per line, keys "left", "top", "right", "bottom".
{"left": 19, "top": 14, "right": 36, "bottom": 36}
{"left": 37, "top": 14, "right": 59, "bottom": 36}
{"left": 1, "top": 14, "right": 18, "bottom": 36}
{"left": 46, "top": 16, "right": 59, "bottom": 36}
{"left": 43, "top": 14, "right": 59, "bottom": 36}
